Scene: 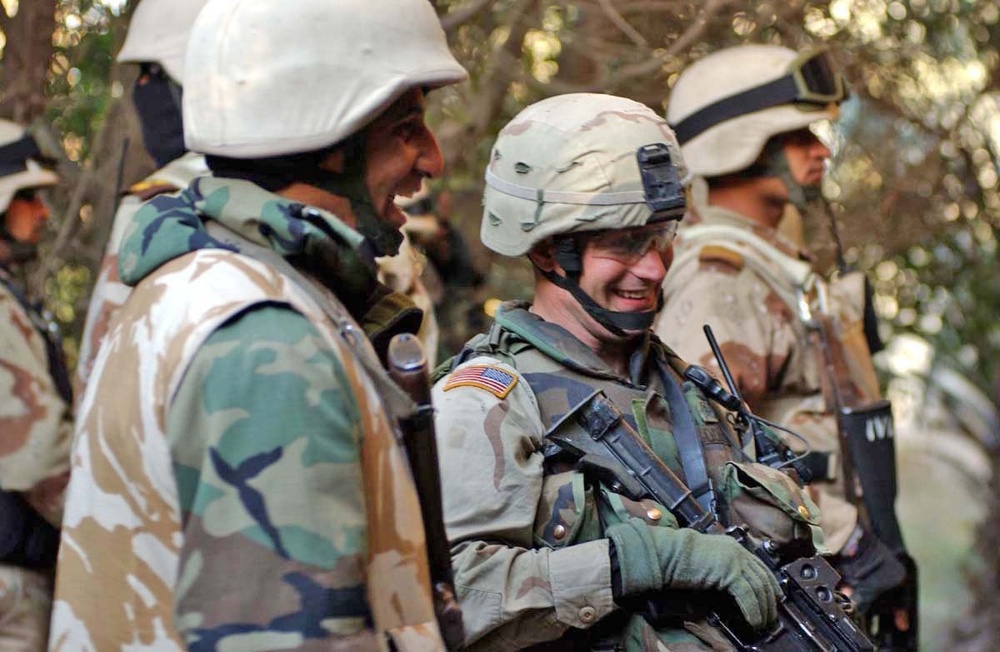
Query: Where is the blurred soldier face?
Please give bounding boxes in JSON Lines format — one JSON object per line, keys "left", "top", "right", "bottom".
{"left": 362, "top": 88, "right": 444, "bottom": 232}
{"left": 4, "top": 189, "right": 49, "bottom": 245}
{"left": 780, "top": 128, "right": 831, "bottom": 187}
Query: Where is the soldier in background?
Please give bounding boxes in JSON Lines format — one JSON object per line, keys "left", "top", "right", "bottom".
{"left": 51, "top": 0, "right": 466, "bottom": 649}
{"left": 397, "top": 184, "right": 486, "bottom": 362}
{"left": 377, "top": 185, "right": 441, "bottom": 363}
{"left": 0, "top": 121, "right": 67, "bottom": 651}
{"left": 656, "top": 45, "right": 908, "bottom": 623}
{"left": 433, "top": 93, "right": 828, "bottom": 650}
{"left": 75, "top": 0, "right": 210, "bottom": 396}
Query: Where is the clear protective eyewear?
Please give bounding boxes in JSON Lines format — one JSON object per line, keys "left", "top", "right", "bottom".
{"left": 583, "top": 221, "right": 678, "bottom": 265}
{"left": 672, "top": 48, "right": 848, "bottom": 145}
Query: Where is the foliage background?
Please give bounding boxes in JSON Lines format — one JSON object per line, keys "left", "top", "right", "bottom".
{"left": 1, "top": 1, "right": 996, "bottom": 649}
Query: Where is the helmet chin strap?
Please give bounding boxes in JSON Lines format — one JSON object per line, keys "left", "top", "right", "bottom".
{"left": 537, "top": 236, "right": 662, "bottom": 337}
{"left": 756, "top": 138, "right": 823, "bottom": 213}
{"left": 303, "top": 133, "right": 404, "bottom": 258}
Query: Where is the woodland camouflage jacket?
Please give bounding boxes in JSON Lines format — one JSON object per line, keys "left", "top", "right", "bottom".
{"left": 52, "top": 177, "right": 442, "bottom": 651}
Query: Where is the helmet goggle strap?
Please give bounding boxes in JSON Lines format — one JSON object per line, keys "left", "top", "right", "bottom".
{"left": 0, "top": 133, "right": 47, "bottom": 177}
{"left": 672, "top": 48, "right": 847, "bottom": 145}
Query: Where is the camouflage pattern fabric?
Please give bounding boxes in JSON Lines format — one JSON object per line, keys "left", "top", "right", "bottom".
{"left": 52, "top": 177, "right": 442, "bottom": 651}
{"left": 0, "top": 271, "right": 72, "bottom": 526}
{"left": 74, "top": 152, "right": 208, "bottom": 400}
{"left": 432, "top": 301, "right": 822, "bottom": 651}
{"left": 0, "top": 566, "right": 52, "bottom": 652}
{"left": 656, "top": 200, "right": 862, "bottom": 553}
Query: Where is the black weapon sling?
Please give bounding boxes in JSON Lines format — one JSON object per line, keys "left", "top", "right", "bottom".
{"left": 655, "top": 356, "right": 715, "bottom": 515}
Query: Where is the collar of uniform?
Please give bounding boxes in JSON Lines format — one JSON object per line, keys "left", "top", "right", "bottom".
{"left": 691, "top": 202, "right": 811, "bottom": 261}
{"left": 192, "top": 176, "right": 366, "bottom": 256}
{"left": 494, "top": 300, "right": 654, "bottom": 386}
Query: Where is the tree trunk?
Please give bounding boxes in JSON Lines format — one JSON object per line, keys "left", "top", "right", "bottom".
{"left": 0, "top": 0, "right": 56, "bottom": 123}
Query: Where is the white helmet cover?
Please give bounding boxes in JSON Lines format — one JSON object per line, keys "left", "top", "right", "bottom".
{"left": 482, "top": 93, "right": 688, "bottom": 257}
{"left": 668, "top": 45, "right": 840, "bottom": 178}
{"left": 117, "top": 0, "right": 209, "bottom": 84}
{"left": 0, "top": 120, "right": 58, "bottom": 214}
{"left": 183, "top": 0, "right": 468, "bottom": 158}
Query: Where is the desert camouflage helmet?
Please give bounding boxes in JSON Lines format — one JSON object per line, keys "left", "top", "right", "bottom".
{"left": 482, "top": 93, "right": 689, "bottom": 257}
{"left": 0, "top": 120, "right": 58, "bottom": 215}
{"left": 183, "top": 0, "right": 467, "bottom": 159}
{"left": 117, "top": 0, "right": 209, "bottom": 85}
{"left": 667, "top": 45, "right": 845, "bottom": 178}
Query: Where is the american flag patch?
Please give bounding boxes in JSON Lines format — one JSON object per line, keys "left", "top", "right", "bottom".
{"left": 443, "top": 364, "right": 518, "bottom": 399}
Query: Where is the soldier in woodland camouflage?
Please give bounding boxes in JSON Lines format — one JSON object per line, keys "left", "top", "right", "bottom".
{"left": 0, "top": 121, "right": 67, "bottom": 651}
{"left": 51, "top": 0, "right": 466, "bottom": 650}
{"left": 433, "top": 94, "right": 829, "bottom": 650}
{"left": 75, "top": 0, "right": 210, "bottom": 398}
{"left": 656, "top": 45, "right": 907, "bottom": 617}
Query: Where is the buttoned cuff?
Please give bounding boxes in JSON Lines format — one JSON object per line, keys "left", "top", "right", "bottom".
{"left": 547, "top": 539, "right": 615, "bottom": 628}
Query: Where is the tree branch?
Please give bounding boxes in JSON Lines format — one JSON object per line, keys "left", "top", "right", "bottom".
{"left": 596, "top": 0, "right": 649, "bottom": 48}
{"left": 440, "top": 0, "right": 494, "bottom": 32}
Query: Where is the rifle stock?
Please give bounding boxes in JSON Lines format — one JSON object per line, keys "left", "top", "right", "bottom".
{"left": 546, "top": 389, "right": 874, "bottom": 651}
{"left": 387, "top": 333, "right": 464, "bottom": 650}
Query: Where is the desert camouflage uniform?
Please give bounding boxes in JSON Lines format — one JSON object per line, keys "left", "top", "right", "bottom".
{"left": 656, "top": 200, "right": 875, "bottom": 553}
{"left": 52, "top": 177, "right": 442, "bottom": 651}
{"left": 432, "top": 301, "right": 823, "bottom": 650}
{"left": 74, "top": 152, "right": 208, "bottom": 398}
{"left": 0, "top": 268, "right": 71, "bottom": 652}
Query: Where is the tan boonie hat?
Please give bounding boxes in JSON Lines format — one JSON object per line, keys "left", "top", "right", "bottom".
{"left": 0, "top": 120, "right": 59, "bottom": 213}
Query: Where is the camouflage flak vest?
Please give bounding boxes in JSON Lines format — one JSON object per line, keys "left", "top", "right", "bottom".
{"left": 452, "top": 303, "right": 764, "bottom": 543}
{"left": 55, "top": 229, "right": 443, "bottom": 652}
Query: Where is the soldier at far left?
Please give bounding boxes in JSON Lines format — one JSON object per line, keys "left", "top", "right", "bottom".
{"left": 75, "top": 0, "right": 210, "bottom": 397}
{"left": 0, "top": 120, "right": 70, "bottom": 651}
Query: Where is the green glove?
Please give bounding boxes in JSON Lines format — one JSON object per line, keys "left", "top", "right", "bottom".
{"left": 606, "top": 518, "right": 781, "bottom": 629}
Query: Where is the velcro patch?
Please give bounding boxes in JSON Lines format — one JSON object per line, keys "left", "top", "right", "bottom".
{"left": 443, "top": 364, "right": 518, "bottom": 399}
{"left": 698, "top": 245, "right": 744, "bottom": 271}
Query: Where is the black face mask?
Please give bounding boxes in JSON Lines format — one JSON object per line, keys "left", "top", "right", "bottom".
{"left": 132, "top": 65, "right": 186, "bottom": 168}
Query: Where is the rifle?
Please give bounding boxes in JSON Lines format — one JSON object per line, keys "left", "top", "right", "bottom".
{"left": 819, "top": 195, "right": 884, "bottom": 355}
{"left": 544, "top": 388, "right": 874, "bottom": 651}
{"left": 386, "top": 333, "right": 465, "bottom": 650}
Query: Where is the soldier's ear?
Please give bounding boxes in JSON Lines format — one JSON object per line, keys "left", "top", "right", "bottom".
{"left": 318, "top": 148, "right": 346, "bottom": 174}
{"left": 527, "top": 239, "right": 558, "bottom": 272}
